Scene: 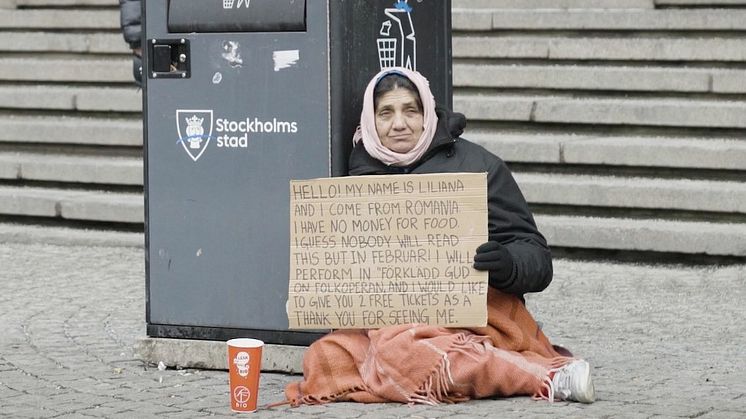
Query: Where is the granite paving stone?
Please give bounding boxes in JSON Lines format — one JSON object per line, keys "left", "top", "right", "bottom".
{"left": 0, "top": 242, "right": 744, "bottom": 417}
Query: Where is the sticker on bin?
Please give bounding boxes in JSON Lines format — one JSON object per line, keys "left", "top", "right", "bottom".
{"left": 273, "top": 50, "right": 299, "bottom": 72}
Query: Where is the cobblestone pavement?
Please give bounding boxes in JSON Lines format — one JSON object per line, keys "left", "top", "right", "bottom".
{"left": 0, "top": 242, "right": 744, "bottom": 418}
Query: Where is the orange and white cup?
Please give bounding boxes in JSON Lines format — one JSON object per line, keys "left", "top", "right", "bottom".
{"left": 227, "top": 338, "right": 263, "bottom": 413}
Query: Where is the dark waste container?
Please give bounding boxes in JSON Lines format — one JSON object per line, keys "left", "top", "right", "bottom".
{"left": 143, "top": 0, "right": 452, "bottom": 345}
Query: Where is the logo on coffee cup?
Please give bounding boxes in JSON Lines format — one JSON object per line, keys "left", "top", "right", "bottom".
{"left": 233, "top": 385, "right": 251, "bottom": 404}
{"left": 233, "top": 351, "right": 250, "bottom": 377}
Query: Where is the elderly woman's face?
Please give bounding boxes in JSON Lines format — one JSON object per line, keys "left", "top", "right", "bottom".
{"left": 374, "top": 88, "right": 424, "bottom": 153}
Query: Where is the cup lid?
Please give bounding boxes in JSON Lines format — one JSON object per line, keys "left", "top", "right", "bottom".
{"left": 226, "top": 338, "right": 264, "bottom": 348}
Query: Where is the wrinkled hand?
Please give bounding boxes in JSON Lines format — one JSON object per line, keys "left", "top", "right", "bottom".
{"left": 473, "top": 241, "right": 515, "bottom": 290}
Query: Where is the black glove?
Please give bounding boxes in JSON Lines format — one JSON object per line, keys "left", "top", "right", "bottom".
{"left": 473, "top": 241, "right": 515, "bottom": 290}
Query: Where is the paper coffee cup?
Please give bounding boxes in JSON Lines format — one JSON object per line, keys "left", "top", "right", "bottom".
{"left": 227, "top": 338, "right": 263, "bottom": 413}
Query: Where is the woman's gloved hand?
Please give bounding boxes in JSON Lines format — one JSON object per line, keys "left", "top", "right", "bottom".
{"left": 473, "top": 241, "right": 515, "bottom": 290}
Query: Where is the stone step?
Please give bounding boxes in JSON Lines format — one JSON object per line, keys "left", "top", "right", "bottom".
{"left": 515, "top": 172, "right": 746, "bottom": 214}
{"left": 0, "top": 57, "right": 131, "bottom": 83}
{"left": 536, "top": 214, "right": 746, "bottom": 256}
{"left": 454, "top": 63, "right": 746, "bottom": 94}
{"left": 0, "top": 32, "right": 127, "bottom": 54}
{"left": 0, "top": 9, "right": 118, "bottom": 29}
{"left": 453, "top": 0, "right": 654, "bottom": 8}
{"left": 0, "top": 84, "right": 141, "bottom": 112}
{"left": 453, "top": 9, "right": 746, "bottom": 31}
{"left": 453, "top": 35, "right": 746, "bottom": 62}
{"left": 452, "top": 0, "right": 746, "bottom": 9}
{"left": 0, "top": 222, "right": 142, "bottom": 247}
{"left": 656, "top": 0, "right": 746, "bottom": 6}
{"left": 0, "top": 152, "right": 142, "bottom": 185}
{"left": 12, "top": 0, "right": 117, "bottom": 6}
{"left": 0, "top": 185, "right": 142, "bottom": 223}
{"left": 454, "top": 93, "right": 746, "bottom": 128}
{"left": 0, "top": 115, "right": 141, "bottom": 147}
{"left": 466, "top": 130, "right": 746, "bottom": 171}
{"left": 2, "top": 187, "right": 743, "bottom": 256}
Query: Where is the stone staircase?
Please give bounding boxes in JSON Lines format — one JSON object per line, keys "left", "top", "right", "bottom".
{"left": 452, "top": 0, "right": 746, "bottom": 260}
{"left": 1, "top": 0, "right": 745, "bottom": 260}
{"left": 0, "top": 0, "right": 142, "bottom": 239}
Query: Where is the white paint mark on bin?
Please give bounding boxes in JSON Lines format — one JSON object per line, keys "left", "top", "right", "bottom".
{"left": 273, "top": 50, "right": 299, "bottom": 72}
{"left": 222, "top": 41, "right": 243, "bottom": 67}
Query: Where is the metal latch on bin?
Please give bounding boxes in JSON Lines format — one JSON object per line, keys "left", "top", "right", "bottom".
{"left": 148, "top": 38, "right": 190, "bottom": 79}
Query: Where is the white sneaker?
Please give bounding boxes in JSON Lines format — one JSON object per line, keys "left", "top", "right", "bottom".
{"left": 551, "top": 359, "right": 596, "bottom": 403}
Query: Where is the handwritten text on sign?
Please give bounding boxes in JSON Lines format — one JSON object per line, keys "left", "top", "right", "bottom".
{"left": 288, "top": 172, "right": 488, "bottom": 329}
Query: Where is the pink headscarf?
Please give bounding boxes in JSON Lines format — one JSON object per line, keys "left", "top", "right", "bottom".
{"left": 352, "top": 67, "right": 437, "bottom": 167}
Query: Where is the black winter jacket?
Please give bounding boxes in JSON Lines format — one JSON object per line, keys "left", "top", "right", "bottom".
{"left": 119, "top": 0, "right": 141, "bottom": 49}
{"left": 348, "top": 108, "right": 553, "bottom": 295}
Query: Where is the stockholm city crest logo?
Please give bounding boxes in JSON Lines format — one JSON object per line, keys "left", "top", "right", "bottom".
{"left": 176, "top": 109, "right": 213, "bottom": 162}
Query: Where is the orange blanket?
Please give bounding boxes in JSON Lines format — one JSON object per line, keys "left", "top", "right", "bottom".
{"left": 286, "top": 288, "right": 570, "bottom": 405}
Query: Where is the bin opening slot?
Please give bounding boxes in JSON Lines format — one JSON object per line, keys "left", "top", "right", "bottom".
{"left": 168, "top": 0, "right": 306, "bottom": 33}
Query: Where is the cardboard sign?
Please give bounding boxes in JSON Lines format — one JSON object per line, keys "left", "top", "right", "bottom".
{"left": 288, "top": 172, "right": 488, "bottom": 329}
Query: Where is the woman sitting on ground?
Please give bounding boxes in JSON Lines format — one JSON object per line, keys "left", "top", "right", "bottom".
{"left": 285, "top": 67, "right": 595, "bottom": 405}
